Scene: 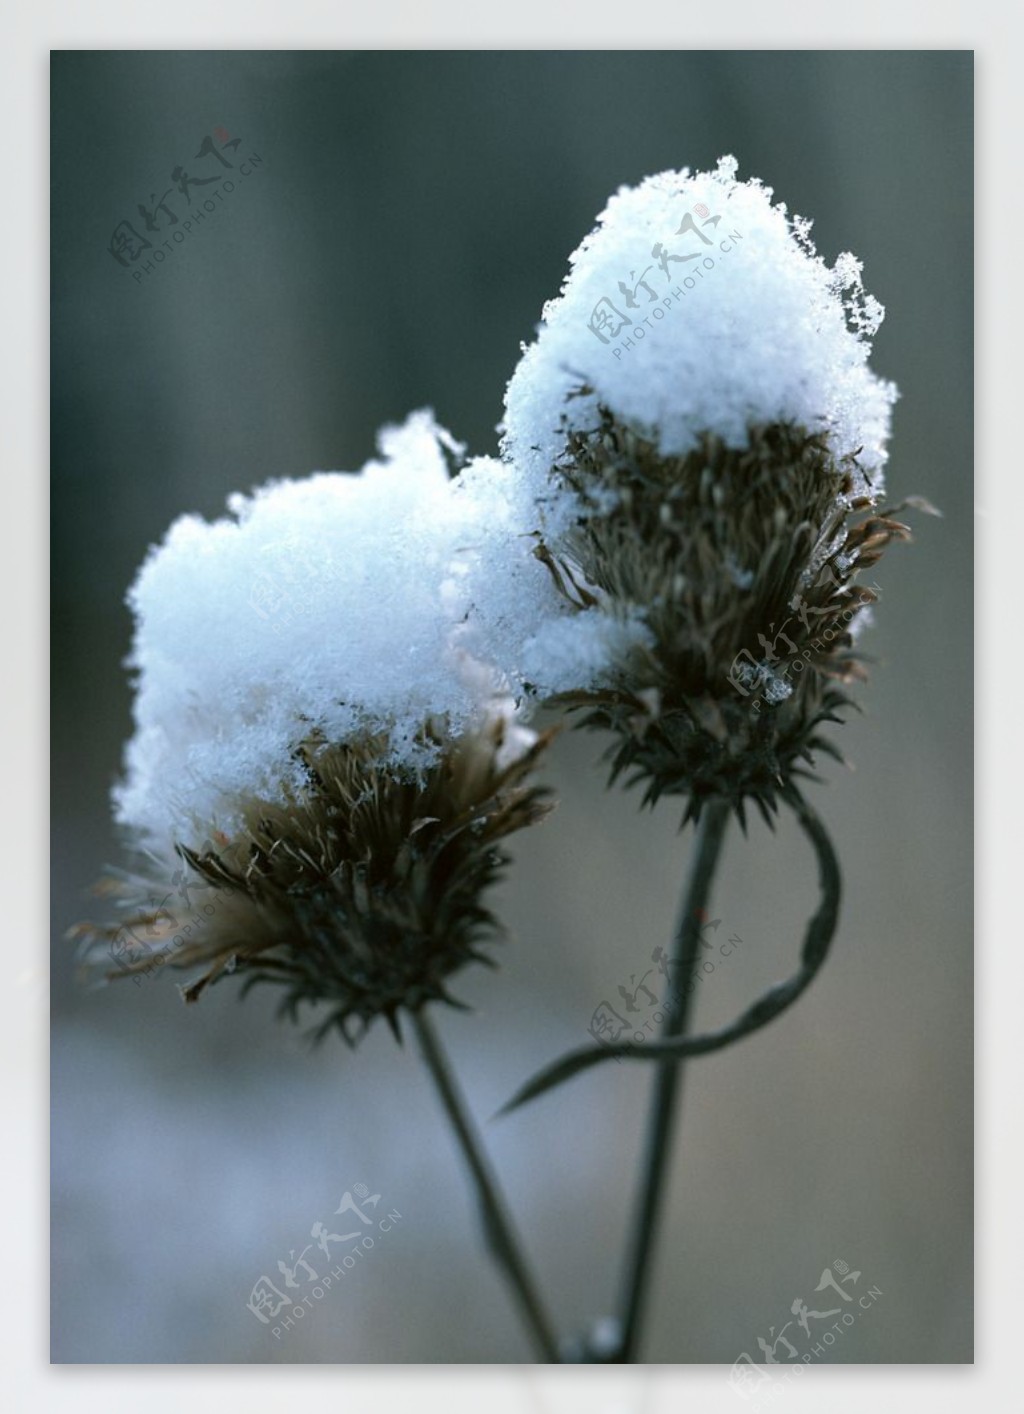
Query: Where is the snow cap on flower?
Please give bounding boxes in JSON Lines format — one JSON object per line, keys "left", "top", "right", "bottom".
{"left": 502, "top": 155, "right": 897, "bottom": 516}
{"left": 89, "top": 412, "right": 593, "bottom": 1034}
{"left": 114, "top": 411, "right": 587, "bottom": 854}
{"left": 497, "top": 159, "right": 920, "bottom": 823}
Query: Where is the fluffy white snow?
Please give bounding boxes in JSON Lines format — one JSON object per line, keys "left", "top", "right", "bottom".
{"left": 502, "top": 155, "right": 897, "bottom": 516}
{"left": 114, "top": 412, "right": 631, "bottom": 852}
{"left": 115, "top": 161, "right": 898, "bottom": 852}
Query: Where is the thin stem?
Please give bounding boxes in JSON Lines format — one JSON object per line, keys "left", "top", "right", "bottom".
{"left": 616, "top": 797, "right": 731, "bottom": 1362}
{"left": 499, "top": 788, "right": 841, "bottom": 1107}
{"left": 412, "top": 1006, "right": 561, "bottom": 1362}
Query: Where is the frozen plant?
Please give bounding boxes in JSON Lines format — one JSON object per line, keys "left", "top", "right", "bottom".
{"left": 502, "top": 155, "right": 930, "bottom": 824}
{"left": 496, "top": 158, "right": 935, "bottom": 1360}
{"left": 80, "top": 412, "right": 564, "bottom": 1018}
{"left": 74, "top": 159, "right": 931, "bottom": 1366}
{"left": 73, "top": 412, "right": 578, "bottom": 1359}
{"left": 504, "top": 154, "right": 895, "bottom": 508}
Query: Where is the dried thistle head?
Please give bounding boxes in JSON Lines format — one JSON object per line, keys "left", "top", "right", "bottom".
{"left": 537, "top": 409, "right": 927, "bottom": 824}
{"left": 74, "top": 711, "right": 554, "bottom": 1043}
{"left": 74, "top": 410, "right": 575, "bottom": 1039}
{"left": 501, "top": 156, "right": 933, "bottom": 822}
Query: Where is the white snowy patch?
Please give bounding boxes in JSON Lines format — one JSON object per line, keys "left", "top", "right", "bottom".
{"left": 502, "top": 155, "right": 897, "bottom": 516}
{"left": 114, "top": 415, "right": 586, "bottom": 852}
{"left": 521, "top": 609, "right": 654, "bottom": 697}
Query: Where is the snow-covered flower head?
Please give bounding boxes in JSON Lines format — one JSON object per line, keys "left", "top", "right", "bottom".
{"left": 80, "top": 412, "right": 566, "bottom": 1038}
{"left": 502, "top": 158, "right": 922, "bottom": 821}
{"left": 117, "top": 412, "right": 499, "bottom": 848}
{"left": 503, "top": 155, "right": 896, "bottom": 517}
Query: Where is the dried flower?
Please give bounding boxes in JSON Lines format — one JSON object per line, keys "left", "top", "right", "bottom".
{"left": 500, "top": 157, "right": 931, "bottom": 821}
{"left": 77, "top": 710, "right": 552, "bottom": 1041}
{"left": 74, "top": 412, "right": 560, "bottom": 1038}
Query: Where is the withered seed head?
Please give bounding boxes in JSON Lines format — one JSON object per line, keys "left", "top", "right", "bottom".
{"left": 539, "top": 407, "right": 924, "bottom": 824}
{"left": 72, "top": 717, "right": 554, "bottom": 1044}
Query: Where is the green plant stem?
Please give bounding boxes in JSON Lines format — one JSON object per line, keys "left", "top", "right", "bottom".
{"left": 616, "top": 797, "right": 731, "bottom": 1362}
{"left": 412, "top": 1007, "right": 561, "bottom": 1362}
{"left": 499, "top": 788, "right": 841, "bottom": 1110}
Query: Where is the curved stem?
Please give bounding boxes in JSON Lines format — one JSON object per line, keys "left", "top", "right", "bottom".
{"left": 499, "top": 788, "right": 842, "bottom": 1113}
{"left": 412, "top": 1007, "right": 561, "bottom": 1362}
{"left": 616, "top": 797, "right": 731, "bottom": 1362}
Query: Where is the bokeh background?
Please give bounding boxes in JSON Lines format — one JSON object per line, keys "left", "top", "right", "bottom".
{"left": 51, "top": 51, "right": 972, "bottom": 1364}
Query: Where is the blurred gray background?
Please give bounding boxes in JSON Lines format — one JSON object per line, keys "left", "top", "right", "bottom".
{"left": 51, "top": 51, "right": 972, "bottom": 1364}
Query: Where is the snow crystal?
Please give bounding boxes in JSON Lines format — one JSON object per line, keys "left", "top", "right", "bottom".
{"left": 763, "top": 674, "right": 795, "bottom": 706}
{"left": 502, "top": 155, "right": 898, "bottom": 515}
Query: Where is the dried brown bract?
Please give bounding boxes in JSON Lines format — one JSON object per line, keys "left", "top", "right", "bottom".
{"left": 538, "top": 408, "right": 930, "bottom": 824}
{"left": 72, "top": 717, "right": 555, "bottom": 1042}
